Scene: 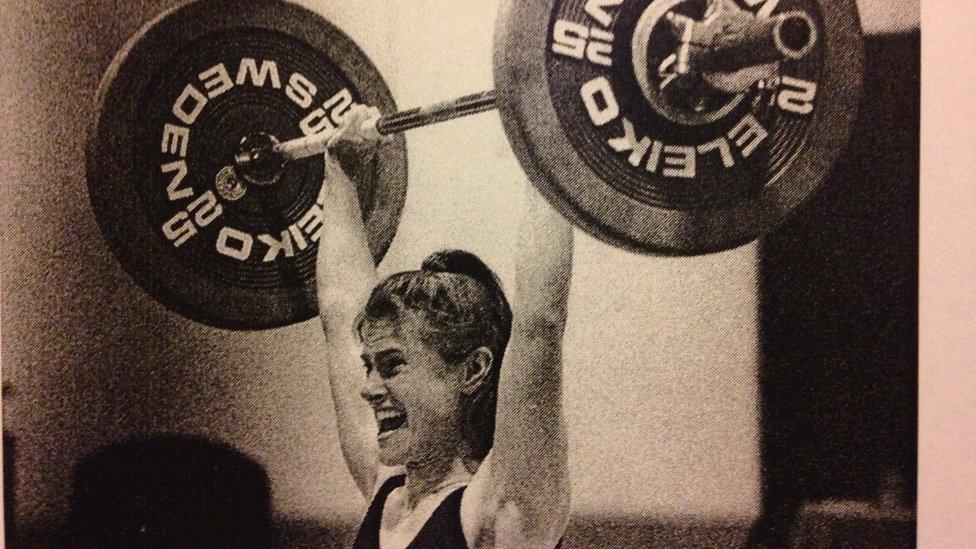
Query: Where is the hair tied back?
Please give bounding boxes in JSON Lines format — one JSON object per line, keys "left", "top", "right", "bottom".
{"left": 421, "top": 250, "right": 504, "bottom": 297}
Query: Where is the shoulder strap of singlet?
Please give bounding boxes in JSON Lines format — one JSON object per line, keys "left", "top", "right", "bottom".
{"left": 352, "top": 474, "right": 406, "bottom": 549}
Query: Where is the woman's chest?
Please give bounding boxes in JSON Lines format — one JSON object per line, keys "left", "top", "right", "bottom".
{"left": 378, "top": 485, "right": 466, "bottom": 549}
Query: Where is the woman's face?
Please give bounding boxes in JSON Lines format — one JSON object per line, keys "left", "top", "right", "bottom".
{"left": 359, "top": 312, "right": 466, "bottom": 467}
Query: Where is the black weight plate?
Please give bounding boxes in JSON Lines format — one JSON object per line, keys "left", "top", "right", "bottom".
{"left": 88, "top": 0, "right": 408, "bottom": 329}
{"left": 494, "top": 0, "right": 863, "bottom": 255}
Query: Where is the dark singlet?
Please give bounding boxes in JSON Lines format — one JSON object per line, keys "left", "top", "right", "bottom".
{"left": 352, "top": 474, "right": 467, "bottom": 548}
{"left": 352, "top": 474, "right": 563, "bottom": 549}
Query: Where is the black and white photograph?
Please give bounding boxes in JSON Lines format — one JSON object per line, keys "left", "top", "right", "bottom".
{"left": 0, "top": 0, "right": 932, "bottom": 547}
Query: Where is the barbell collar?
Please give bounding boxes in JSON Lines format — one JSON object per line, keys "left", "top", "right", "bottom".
{"left": 705, "top": 10, "right": 818, "bottom": 73}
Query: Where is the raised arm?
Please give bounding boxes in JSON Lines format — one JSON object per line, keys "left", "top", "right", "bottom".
{"left": 316, "top": 106, "right": 385, "bottom": 496}
{"left": 464, "top": 188, "right": 574, "bottom": 548}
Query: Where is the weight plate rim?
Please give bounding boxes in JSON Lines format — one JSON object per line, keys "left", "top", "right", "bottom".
{"left": 87, "top": 0, "right": 408, "bottom": 330}
{"left": 493, "top": 0, "right": 865, "bottom": 256}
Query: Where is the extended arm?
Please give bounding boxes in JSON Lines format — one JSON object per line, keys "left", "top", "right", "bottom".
{"left": 464, "top": 188, "right": 574, "bottom": 547}
{"left": 316, "top": 106, "right": 385, "bottom": 496}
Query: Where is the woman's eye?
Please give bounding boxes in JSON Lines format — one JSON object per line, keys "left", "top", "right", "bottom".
{"left": 377, "top": 361, "right": 403, "bottom": 378}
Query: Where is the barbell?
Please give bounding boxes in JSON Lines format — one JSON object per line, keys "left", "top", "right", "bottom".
{"left": 87, "top": 0, "right": 864, "bottom": 329}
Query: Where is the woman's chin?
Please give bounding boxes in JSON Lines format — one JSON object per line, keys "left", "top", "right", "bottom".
{"left": 377, "top": 428, "right": 409, "bottom": 466}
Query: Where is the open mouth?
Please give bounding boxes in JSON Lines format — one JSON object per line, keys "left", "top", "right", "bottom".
{"left": 378, "top": 413, "right": 408, "bottom": 435}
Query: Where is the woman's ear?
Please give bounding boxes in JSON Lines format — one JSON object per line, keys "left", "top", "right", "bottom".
{"left": 460, "top": 347, "right": 493, "bottom": 395}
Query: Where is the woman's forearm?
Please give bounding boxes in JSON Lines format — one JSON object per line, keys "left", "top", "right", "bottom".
{"left": 512, "top": 191, "right": 574, "bottom": 325}
{"left": 317, "top": 152, "right": 377, "bottom": 307}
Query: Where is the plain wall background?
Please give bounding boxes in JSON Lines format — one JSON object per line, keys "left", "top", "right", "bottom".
{"left": 0, "top": 0, "right": 917, "bottom": 530}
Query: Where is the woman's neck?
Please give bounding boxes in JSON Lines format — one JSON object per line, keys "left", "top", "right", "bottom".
{"left": 403, "top": 452, "right": 478, "bottom": 508}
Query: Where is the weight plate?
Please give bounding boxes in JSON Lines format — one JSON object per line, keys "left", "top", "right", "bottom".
{"left": 494, "top": 0, "right": 863, "bottom": 255}
{"left": 88, "top": 0, "right": 408, "bottom": 329}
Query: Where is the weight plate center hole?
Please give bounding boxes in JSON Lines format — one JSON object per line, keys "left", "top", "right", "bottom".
{"left": 234, "top": 131, "right": 286, "bottom": 188}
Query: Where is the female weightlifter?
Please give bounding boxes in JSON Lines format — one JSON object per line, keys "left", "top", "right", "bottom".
{"left": 316, "top": 105, "right": 573, "bottom": 548}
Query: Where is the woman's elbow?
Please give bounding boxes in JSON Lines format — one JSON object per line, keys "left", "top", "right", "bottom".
{"left": 515, "top": 310, "right": 568, "bottom": 341}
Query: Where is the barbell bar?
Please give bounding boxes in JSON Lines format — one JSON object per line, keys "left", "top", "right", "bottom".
{"left": 236, "top": 9, "right": 817, "bottom": 181}
{"left": 87, "top": 0, "right": 864, "bottom": 329}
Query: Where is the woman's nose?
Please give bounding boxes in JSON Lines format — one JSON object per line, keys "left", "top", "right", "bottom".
{"left": 359, "top": 370, "right": 386, "bottom": 404}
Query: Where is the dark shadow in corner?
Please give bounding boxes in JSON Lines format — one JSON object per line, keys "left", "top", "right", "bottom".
{"left": 65, "top": 433, "right": 274, "bottom": 548}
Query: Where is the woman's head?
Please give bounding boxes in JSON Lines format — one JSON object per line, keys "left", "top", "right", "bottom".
{"left": 356, "top": 250, "right": 512, "bottom": 467}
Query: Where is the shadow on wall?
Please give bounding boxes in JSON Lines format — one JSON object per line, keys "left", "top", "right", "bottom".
{"left": 63, "top": 434, "right": 275, "bottom": 549}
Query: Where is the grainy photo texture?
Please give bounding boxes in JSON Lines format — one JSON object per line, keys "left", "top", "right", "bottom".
{"left": 1, "top": 0, "right": 918, "bottom": 547}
